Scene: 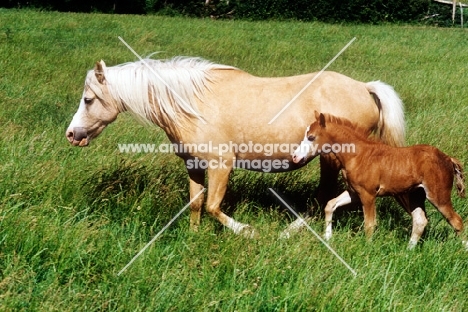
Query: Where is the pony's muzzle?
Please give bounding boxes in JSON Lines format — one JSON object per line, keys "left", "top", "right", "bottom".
{"left": 66, "top": 127, "right": 89, "bottom": 147}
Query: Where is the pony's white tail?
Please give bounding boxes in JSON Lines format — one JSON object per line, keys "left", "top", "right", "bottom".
{"left": 366, "top": 81, "right": 406, "bottom": 147}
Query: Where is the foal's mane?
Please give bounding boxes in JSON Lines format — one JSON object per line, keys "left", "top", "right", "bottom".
{"left": 321, "top": 113, "right": 374, "bottom": 140}
{"left": 87, "top": 56, "right": 236, "bottom": 127}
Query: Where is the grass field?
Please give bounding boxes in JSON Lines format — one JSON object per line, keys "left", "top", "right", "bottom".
{"left": 1, "top": 8, "right": 468, "bottom": 311}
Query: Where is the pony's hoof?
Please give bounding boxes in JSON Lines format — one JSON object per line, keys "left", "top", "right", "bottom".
{"left": 189, "top": 224, "right": 200, "bottom": 233}
{"left": 407, "top": 240, "right": 417, "bottom": 250}
{"left": 279, "top": 217, "right": 310, "bottom": 239}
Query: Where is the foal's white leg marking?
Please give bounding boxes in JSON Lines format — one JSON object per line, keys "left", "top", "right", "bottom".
{"left": 408, "top": 207, "right": 428, "bottom": 250}
{"left": 324, "top": 191, "right": 353, "bottom": 241}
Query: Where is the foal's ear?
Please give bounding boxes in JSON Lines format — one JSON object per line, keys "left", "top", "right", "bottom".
{"left": 94, "top": 60, "right": 106, "bottom": 84}
{"left": 314, "top": 110, "right": 320, "bottom": 121}
{"left": 319, "top": 113, "right": 326, "bottom": 128}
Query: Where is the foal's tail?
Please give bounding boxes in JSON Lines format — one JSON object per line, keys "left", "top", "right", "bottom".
{"left": 451, "top": 157, "right": 466, "bottom": 198}
{"left": 365, "top": 81, "right": 406, "bottom": 147}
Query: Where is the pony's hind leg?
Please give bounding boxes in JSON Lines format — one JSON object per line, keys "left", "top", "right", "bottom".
{"left": 187, "top": 167, "right": 206, "bottom": 232}
{"left": 324, "top": 190, "right": 355, "bottom": 240}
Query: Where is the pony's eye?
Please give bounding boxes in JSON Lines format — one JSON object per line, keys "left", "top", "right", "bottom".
{"left": 83, "top": 97, "right": 94, "bottom": 105}
{"left": 307, "top": 135, "right": 315, "bottom": 141}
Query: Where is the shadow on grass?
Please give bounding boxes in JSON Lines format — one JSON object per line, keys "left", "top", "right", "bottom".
{"left": 80, "top": 159, "right": 187, "bottom": 222}
{"left": 223, "top": 169, "right": 320, "bottom": 216}
{"left": 79, "top": 159, "right": 447, "bottom": 244}
{"left": 80, "top": 160, "right": 324, "bottom": 223}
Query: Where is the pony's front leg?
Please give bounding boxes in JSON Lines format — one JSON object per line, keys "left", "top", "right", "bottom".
{"left": 187, "top": 168, "right": 206, "bottom": 232}
{"left": 324, "top": 190, "right": 353, "bottom": 240}
{"left": 205, "top": 158, "right": 256, "bottom": 238}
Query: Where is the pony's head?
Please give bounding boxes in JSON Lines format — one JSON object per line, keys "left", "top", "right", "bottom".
{"left": 66, "top": 60, "right": 120, "bottom": 146}
{"left": 292, "top": 111, "right": 327, "bottom": 164}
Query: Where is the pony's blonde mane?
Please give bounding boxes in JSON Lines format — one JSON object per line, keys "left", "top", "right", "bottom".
{"left": 87, "top": 56, "right": 236, "bottom": 126}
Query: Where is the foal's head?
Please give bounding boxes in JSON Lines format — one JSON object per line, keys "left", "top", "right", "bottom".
{"left": 66, "top": 61, "right": 121, "bottom": 147}
{"left": 292, "top": 111, "right": 368, "bottom": 164}
{"left": 292, "top": 111, "right": 328, "bottom": 164}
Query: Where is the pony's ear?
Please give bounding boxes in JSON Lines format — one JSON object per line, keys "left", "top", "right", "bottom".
{"left": 94, "top": 60, "right": 106, "bottom": 84}
{"left": 319, "top": 113, "right": 326, "bottom": 128}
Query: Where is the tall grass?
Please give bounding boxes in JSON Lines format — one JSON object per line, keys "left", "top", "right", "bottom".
{"left": 0, "top": 9, "right": 467, "bottom": 311}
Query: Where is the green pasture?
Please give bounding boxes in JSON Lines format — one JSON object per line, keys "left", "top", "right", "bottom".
{"left": 0, "top": 8, "right": 467, "bottom": 311}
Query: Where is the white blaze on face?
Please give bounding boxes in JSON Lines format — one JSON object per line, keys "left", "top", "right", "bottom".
{"left": 292, "top": 125, "right": 313, "bottom": 163}
{"left": 67, "top": 96, "right": 87, "bottom": 130}
{"left": 66, "top": 93, "right": 92, "bottom": 146}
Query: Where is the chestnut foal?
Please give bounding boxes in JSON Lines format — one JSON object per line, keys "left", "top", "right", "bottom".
{"left": 292, "top": 111, "right": 465, "bottom": 248}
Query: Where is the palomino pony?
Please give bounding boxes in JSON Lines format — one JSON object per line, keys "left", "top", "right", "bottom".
{"left": 292, "top": 111, "right": 465, "bottom": 248}
{"left": 66, "top": 57, "right": 405, "bottom": 236}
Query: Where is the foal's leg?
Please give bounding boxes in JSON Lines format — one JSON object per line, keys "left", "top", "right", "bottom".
{"left": 280, "top": 155, "right": 340, "bottom": 238}
{"left": 396, "top": 189, "right": 428, "bottom": 248}
{"left": 359, "top": 192, "right": 377, "bottom": 239}
{"left": 317, "top": 155, "right": 341, "bottom": 208}
{"left": 205, "top": 159, "right": 256, "bottom": 237}
{"left": 428, "top": 188, "right": 467, "bottom": 250}
{"left": 323, "top": 190, "right": 355, "bottom": 240}
{"left": 408, "top": 207, "right": 428, "bottom": 249}
{"left": 187, "top": 168, "right": 206, "bottom": 232}
{"left": 425, "top": 184, "right": 464, "bottom": 235}
{"left": 407, "top": 189, "right": 428, "bottom": 249}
